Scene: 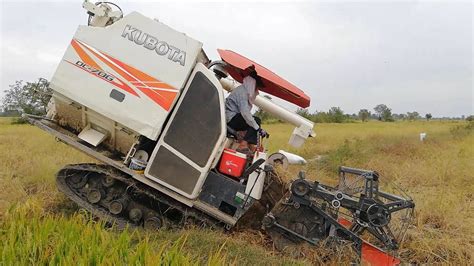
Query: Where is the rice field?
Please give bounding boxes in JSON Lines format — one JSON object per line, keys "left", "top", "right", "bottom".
{"left": 1, "top": 117, "right": 473, "bottom": 265}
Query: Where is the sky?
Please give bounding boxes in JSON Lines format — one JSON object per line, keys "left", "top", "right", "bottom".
{"left": 0, "top": 0, "right": 472, "bottom": 117}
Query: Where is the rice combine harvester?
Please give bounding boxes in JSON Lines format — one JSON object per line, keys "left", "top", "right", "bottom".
{"left": 26, "top": 1, "right": 415, "bottom": 265}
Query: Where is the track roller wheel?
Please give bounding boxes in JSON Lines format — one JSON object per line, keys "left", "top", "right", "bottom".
{"left": 144, "top": 216, "right": 163, "bottom": 230}
{"left": 129, "top": 208, "right": 143, "bottom": 223}
{"left": 101, "top": 176, "right": 115, "bottom": 187}
{"left": 87, "top": 189, "right": 103, "bottom": 204}
{"left": 68, "top": 174, "right": 88, "bottom": 189}
{"left": 109, "top": 198, "right": 127, "bottom": 215}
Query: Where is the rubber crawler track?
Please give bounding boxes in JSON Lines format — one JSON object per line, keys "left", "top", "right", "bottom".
{"left": 56, "top": 163, "right": 222, "bottom": 230}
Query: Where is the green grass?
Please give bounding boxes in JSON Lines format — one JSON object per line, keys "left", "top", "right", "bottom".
{"left": 2, "top": 202, "right": 195, "bottom": 265}
{"left": 2, "top": 200, "right": 303, "bottom": 265}
{"left": 1, "top": 118, "right": 473, "bottom": 264}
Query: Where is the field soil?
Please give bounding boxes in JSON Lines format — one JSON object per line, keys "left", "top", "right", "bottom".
{"left": 1, "top": 118, "right": 473, "bottom": 265}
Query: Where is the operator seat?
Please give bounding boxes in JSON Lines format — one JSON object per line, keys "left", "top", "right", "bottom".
{"left": 225, "top": 126, "right": 249, "bottom": 151}
{"left": 226, "top": 126, "right": 238, "bottom": 139}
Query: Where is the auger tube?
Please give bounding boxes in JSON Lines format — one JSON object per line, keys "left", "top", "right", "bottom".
{"left": 219, "top": 78, "right": 315, "bottom": 147}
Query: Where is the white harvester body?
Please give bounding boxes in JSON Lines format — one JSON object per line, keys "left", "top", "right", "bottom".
{"left": 50, "top": 11, "right": 203, "bottom": 141}
{"left": 44, "top": 1, "right": 314, "bottom": 223}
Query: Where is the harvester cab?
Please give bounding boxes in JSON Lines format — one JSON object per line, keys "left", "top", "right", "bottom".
{"left": 26, "top": 1, "right": 415, "bottom": 265}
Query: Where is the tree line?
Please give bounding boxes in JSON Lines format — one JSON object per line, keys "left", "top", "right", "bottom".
{"left": 1, "top": 78, "right": 51, "bottom": 116}
{"left": 257, "top": 103, "right": 453, "bottom": 123}
{"left": 293, "top": 104, "right": 435, "bottom": 123}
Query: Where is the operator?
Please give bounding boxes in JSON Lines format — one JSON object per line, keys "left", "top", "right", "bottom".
{"left": 225, "top": 67, "right": 268, "bottom": 155}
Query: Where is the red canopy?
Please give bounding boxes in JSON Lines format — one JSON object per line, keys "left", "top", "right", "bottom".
{"left": 217, "top": 49, "right": 310, "bottom": 108}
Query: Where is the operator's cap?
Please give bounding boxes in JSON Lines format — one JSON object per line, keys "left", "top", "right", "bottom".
{"left": 243, "top": 65, "right": 264, "bottom": 88}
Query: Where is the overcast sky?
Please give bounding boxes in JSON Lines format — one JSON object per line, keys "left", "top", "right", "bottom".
{"left": 0, "top": 0, "right": 472, "bottom": 117}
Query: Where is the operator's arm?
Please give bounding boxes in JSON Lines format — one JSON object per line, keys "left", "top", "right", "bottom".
{"left": 237, "top": 93, "right": 260, "bottom": 130}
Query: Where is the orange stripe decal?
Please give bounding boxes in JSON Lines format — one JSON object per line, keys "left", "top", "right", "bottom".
{"left": 74, "top": 40, "right": 139, "bottom": 97}
{"left": 71, "top": 39, "right": 178, "bottom": 110}
{"left": 105, "top": 57, "right": 177, "bottom": 110}
{"left": 105, "top": 56, "right": 174, "bottom": 90}
{"left": 70, "top": 40, "right": 102, "bottom": 70}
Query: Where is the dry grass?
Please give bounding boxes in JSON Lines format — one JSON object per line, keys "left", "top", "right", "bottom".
{"left": 0, "top": 117, "right": 92, "bottom": 218}
{"left": 1, "top": 118, "right": 473, "bottom": 265}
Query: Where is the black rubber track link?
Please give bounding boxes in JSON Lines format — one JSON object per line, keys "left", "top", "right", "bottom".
{"left": 56, "top": 163, "right": 222, "bottom": 230}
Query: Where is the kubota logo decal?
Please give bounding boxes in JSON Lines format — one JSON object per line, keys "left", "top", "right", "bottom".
{"left": 121, "top": 25, "right": 186, "bottom": 66}
{"left": 68, "top": 39, "right": 178, "bottom": 110}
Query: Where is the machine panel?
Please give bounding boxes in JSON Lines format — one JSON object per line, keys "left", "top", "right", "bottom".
{"left": 164, "top": 72, "right": 222, "bottom": 167}
{"left": 198, "top": 171, "right": 250, "bottom": 219}
{"left": 145, "top": 63, "right": 227, "bottom": 199}
{"left": 147, "top": 146, "right": 201, "bottom": 195}
{"left": 49, "top": 12, "right": 203, "bottom": 140}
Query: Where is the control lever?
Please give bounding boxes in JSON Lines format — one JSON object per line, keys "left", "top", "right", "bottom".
{"left": 241, "top": 158, "right": 265, "bottom": 181}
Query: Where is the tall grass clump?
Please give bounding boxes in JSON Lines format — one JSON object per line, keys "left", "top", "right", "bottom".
{"left": 0, "top": 201, "right": 231, "bottom": 265}
{"left": 0, "top": 200, "right": 302, "bottom": 265}
{"left": 450, "top": 121, "right": 474, "bottom": 139}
